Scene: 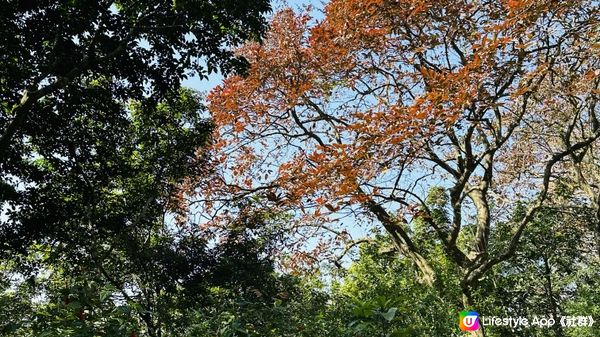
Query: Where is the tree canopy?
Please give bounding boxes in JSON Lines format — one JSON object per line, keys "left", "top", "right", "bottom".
{"left": 2, "top": 1, "right": 599, "bottom": 336}
{"left": 0, "top": 0, "right": 270, "bottom": 258}
{"left": 203, "top": 1, "right": 599, "bottom": 336}
{"left": 0, "top": 1, "right": 273, "bottom": 336}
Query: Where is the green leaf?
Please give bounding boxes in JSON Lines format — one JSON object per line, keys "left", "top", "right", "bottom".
{"left": 99, "top": 284, "right": 117, "bottom": 302}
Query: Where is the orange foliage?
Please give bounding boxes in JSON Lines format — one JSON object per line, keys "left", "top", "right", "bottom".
{"left": 199, "top": 0, "right": 588, "bottom": 267}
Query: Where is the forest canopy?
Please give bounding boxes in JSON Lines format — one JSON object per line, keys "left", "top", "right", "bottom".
{"left": 1, "top": 0, "right": 599, "bottom": 337}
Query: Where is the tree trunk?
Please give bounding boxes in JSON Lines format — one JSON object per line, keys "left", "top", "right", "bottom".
{"left": 363, "top": 195, "right": 438, "bottom": 286}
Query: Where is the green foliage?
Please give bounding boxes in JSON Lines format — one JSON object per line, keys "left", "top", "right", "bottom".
{"left": 0, "top": 2, "right": 272, "bottom": 334}
{"left": 477, "top": 205, "right": 600, "bottom": 337}
{"left": 2, "top": 3, "right": 600, "bottom": 337}
{"left": 0, "top": 0, "right": 271, "bottom": 253}
{"left": 0, "top": 220, "right": 293, "bottom": 336}
{"left": 330, "top": 238, "right": 459, "bottom": 337}
{"left": 0, "top": 88, "right": 268, "bottom": 336}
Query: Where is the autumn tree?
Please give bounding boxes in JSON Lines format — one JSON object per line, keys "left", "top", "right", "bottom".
{"left": 203, "top": 1, "right": 599, "bottom": 336}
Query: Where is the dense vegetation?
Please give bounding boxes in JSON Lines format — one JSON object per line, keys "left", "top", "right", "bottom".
{"left": 1, "top": 1, "right": 599, "bottom": 336}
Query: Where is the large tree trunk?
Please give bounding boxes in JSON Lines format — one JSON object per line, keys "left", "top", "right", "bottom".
{"left": 364, "top": 196, "right": 437, "bottom": 286}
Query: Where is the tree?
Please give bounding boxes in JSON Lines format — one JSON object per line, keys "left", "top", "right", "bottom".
{"left": 0, "top": 0, "right": 271, "bottom": 158}
{"left": 204, "top": 2, "right": 599, "bottom": 336}
{"left": 0, "top": 0, "right": 271, "bottom": 245}
{"left": 0, "top": 2, "right": 274, "bottom": 335}
{"left": 0, "top": 89, "right": 212, "bottom": 336}
{"left": 0, "top": 212, "right": 294, "bottom": 337}
{"left": 477, "top": 204, "right": 600, "bottom": 337}
{"left": 332, "top": 234, "right": 459, "bottom": 337}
